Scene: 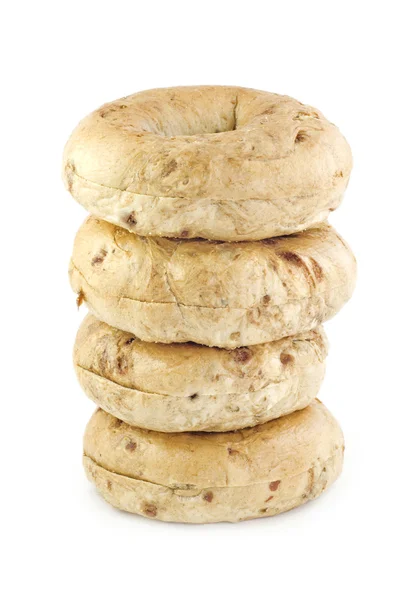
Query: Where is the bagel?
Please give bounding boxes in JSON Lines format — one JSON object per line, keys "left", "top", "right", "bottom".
{"left": 69, "top": 217, "right": 356, "bottom": 348}
{"left": 83, "top": 400, "right": 344, "bottom": 523}
{"left": 63, "top": 86, "right": 352, "bottom": 241}
{"left": 74, "top": 315, "right": 327, "bottom": 432}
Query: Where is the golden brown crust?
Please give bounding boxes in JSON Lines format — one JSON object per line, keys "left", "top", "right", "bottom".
{"left": 63, "top": 86, "right": 352, "bottom": 241}
{"left": 70, "top": 218, "right": 356, "bottom": 347}
{"left": 74, "top": 315, "right": 327, "bottom": 431}
{"left": 83, "top": 400, "right": 344, "bottom": 522}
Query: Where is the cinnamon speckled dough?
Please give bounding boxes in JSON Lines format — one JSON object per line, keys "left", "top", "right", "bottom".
{"left": 63, "top": 86, "right": 352, "bottom": 241}
{"left": 69, "top": 217, "right": 356, "bottom": 348}
{"left": 83, "top": 400, "right": 344, "bottom": 523}
{"left": 75, "top": 315, "right": 327, "bottom": 432}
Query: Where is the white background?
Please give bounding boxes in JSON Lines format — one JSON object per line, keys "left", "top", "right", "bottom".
{"left": 2, "top": 1, "right": 400, "bottom": 598}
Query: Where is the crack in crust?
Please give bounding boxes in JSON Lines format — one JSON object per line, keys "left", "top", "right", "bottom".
{"left": 70, "top": 259, "right": 352, "bottom": 311}
{"left": 84, "top": 448, "right": 342, "bottom": 492}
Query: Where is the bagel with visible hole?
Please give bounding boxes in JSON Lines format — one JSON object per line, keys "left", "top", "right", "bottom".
{"left": 83, "top": 400, "right": 344, "bottom": 523}
{"left": 63, "top": 86, "right": 352, "bottom": 241}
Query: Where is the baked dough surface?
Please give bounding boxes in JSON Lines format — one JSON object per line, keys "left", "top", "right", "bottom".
{"left": 83, "top": 400, "right": 344, "bottom": 522}
{"left": 63, "top": 86, "right": 352, "bottom": 241}
{"left": 70, "top": 217, "right": 356, "bottom": 347}
{"left": 75, "top": 315, "right": 327, "bottom": 431}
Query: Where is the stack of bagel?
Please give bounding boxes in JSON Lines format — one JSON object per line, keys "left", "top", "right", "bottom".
{"left": 63, "top": 86, "right": 356, "bottom": 523}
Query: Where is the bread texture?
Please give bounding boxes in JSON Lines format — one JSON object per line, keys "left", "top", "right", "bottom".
{"left": 74, "top": 315, "right": 327, "bottom": 432}
{"left": 83, "top": 400, "right": 344, "bottom": 523}
{"left": 63, "top": 86, "right": 352, "bottom": 241}
{"left": 70, "top": 217, "right": 356, "bottom": 348}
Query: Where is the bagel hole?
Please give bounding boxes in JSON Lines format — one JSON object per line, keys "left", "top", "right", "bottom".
{"left": 161, "top": 116, "right": 237, "bottom": 137}
{"left": 141, "top": 97, "right": 240, "bottom": 137}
